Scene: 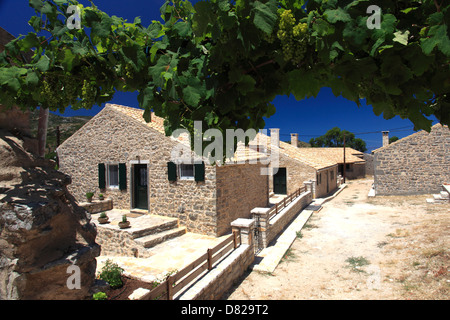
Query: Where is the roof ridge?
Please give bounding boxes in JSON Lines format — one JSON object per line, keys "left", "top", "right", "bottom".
{"left": 372, "top": 123, "right": 445, "bottom": 153}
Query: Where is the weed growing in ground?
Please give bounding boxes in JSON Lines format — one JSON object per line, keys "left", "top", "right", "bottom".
{"left": 345, "top": 256, "right": 370, "bottom": 273}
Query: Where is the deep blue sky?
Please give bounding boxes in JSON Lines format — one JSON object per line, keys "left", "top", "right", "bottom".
{"left": 0, "top": 0, "right": 438, "bottom": 151}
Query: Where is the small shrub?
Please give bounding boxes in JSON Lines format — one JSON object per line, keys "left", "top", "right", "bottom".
{"left": 122, "top": 214, "right": 128, "bottom": 223}
{"left": 86, "top": 192, "right": 94, "bottom": 199}
{"left": 99, "top": 212, "right": 107, "bottom": 218}
{"left": 93, "top": 292, "right": 108, "bottom": 300}
{"left": 99, "top": 259, "right": 124, "bottom": 289}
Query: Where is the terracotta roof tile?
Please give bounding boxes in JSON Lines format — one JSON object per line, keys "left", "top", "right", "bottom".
{"left": 106, "top": 103, "right": 267, "bottom": 163}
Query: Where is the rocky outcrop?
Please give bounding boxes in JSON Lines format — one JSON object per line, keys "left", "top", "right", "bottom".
{"left": 0, "top": 129, "right": 100, "bottom": 300}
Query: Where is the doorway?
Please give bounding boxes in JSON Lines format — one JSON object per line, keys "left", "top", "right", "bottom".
{"left": 133, "top": 164, "right": 148, "bottom": 210}
{"left": 273, "top": 167, "right": 287, "bottom": 195}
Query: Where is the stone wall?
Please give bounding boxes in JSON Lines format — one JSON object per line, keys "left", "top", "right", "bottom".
{"left": 177, "top": 219, "right": 255, "bottom": 300}
{"left": 315, "top": 166, "right": 338, "bottom": 198}
{"left": 252, "top": 190, "right": 312, "bottom": 248}
{"left": 345, "top": 162, "right": 366, "bottom": 180}
{"left": 269, "top": 153, "right": 316, "bottom": 195}
{"left": 374, "top": 124, "right": 450, "bottom": 195}
{"left": 363, "top": 153, "right": 374, "bottom": 176}
{"left": 215, "top": 163, "right": 269, "bottom": 236}
{"left": 79, "top": 199, "right": 113, "bottom": 214}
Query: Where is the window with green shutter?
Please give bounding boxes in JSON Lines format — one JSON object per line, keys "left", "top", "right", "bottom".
{"left": 119, "top": 163, "right": 127, "bottom": 190}
{"left": 98, "top": 163, "right": 106, "bottom": 189}
{"left": 167, "top": 161, "right": 177, "bottom": 181}
{"left": 194, "top": 162, "right": 205, "bottom": 182}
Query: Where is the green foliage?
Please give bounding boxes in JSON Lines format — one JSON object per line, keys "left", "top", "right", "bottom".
{"left": 85, "top": 192, "right": 94, "bottom": 199}
{"left": 309, "top": 127, "right": 367, "bottom": 152}
{"left": 99, "top": 259, "right": 124, "bottom": 289}
{"left": 0, "top": 0, "right": 449, "bottom": 158}
{"left": 92, "top": 291, "right": 108, "bottom": 300}
{"left": 389, "top": 136, "right": 399, "bottom": 144}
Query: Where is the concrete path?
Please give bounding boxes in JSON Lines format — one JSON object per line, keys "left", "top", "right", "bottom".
{"left": 252, "top": 184, "right": 347, "bottom": 274}
{"left": 97, "top": 232, "right": 228, "bottom": 283}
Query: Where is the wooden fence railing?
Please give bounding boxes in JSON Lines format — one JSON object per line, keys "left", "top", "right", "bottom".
{"left": 142, "top": 231, "right": 241, "bottom": 300}
{"left": 268, "top": 186, "right": 306, "bottom": 220}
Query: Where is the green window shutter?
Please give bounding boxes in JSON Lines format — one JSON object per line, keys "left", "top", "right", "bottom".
{"left": 98, "top": 163, "right": 106, "bottom": 189}
{"left": 167, "top": 162, "right": 177, "bottom": 181}
{"left": 194, "top": 162, "right": 205, "bottom": 182}
{"left": 118, "top": 163, "right": 127, "bottom": 190}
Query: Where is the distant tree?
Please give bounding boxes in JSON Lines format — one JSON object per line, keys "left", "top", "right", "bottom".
{"left": 309, "top": 127, "right": 367, "bottom": 152}
{"left": 389, "top": 136, "right": 399, "bottom": 144}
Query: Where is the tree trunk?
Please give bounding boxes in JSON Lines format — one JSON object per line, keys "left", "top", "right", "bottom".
{"left": 37, "top": 107, "right": 49, "bottom": 158}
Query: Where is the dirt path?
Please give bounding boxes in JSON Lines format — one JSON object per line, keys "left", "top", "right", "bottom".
{"left": 225, "top": 178, "right": 449, "bottom": 300}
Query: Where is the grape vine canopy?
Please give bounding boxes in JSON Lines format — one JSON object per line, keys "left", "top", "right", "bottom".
{"left": 0, "top": 0, "right": 449, "bottom": 155}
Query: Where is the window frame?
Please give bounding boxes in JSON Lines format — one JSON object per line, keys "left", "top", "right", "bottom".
{"left": 106, "top": 163, "right": 120, "bottom": 189}
{"left": 178, "top": 163, "right": 195, "bottom": 180}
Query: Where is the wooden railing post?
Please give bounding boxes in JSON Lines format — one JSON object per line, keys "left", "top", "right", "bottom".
{"left": 167, "top": 275, "right": 174, "bottom": 300}
{"left": 233, "top": 230, "right": 239, "bottom": 249}
{"left": 207, "top": 248, "right": 213, "bottom": 270}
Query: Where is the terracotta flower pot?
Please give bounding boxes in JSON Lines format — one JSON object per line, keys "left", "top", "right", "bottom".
{"left": 98, "top": 217, "right": 109, "bottom": 224}
{"left": 119, "top": 221, "right": 130, "bottom": 229}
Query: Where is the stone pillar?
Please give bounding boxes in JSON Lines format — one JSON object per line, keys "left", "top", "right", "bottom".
{"left": 311, "top": 179, "right": 317, "bottom": 198}
{"left": 382, "top": 131, "right": 389, "bottom": 147}
{"left": 250, "top": 207, "right": 271, "bottom": 248}
{"left": 303, "top": 180, "right": 312, "bottom": 193}
{"left": 290, "top": 133, "right": 298, "bottom": 147}
{"left": 231, "top": 218, "right": 255, "bottom": 246}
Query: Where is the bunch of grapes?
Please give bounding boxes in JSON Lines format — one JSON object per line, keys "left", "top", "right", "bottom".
{"left": 276, "top": 10, "right": 309, "bottom": 65}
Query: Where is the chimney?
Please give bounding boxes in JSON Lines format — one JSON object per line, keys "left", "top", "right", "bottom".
{"left": 290, "top": 133, "right": 298, "bottom": 147}
{"left": 382, "top": 131, "right": 389, "bottom": 147}
{"left": 270, "top": 128, "right": 280, "bottom": 147}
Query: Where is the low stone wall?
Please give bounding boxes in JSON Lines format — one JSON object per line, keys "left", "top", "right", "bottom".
{"left": 176, "top": 219, "right": 255, "bottom": 300}
{"left": 95, "top": 226, "right": 147, "bottom": 258}
{"left": 79, "top": 199, "right": 113, "bottom": 214}
{"left": 252, "top": 191, "right": 312, "bottom": 248}
{"left": 177, "top": 244, "right": 254, "bottom": 300}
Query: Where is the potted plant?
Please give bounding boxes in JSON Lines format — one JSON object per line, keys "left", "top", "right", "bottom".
{"left": 98, "top": 212, "right": 109, "bottom": 224}
{"left": 86, "top": 192, "right": 94, "bottom": 202}
{"left": 98, "top": 193, "right": 104, "bottom": 200}
{"left": 118, "top": 215, "right": 130, "bottom": 229}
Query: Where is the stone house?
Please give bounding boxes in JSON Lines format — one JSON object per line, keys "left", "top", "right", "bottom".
{"left": 289, "top": 145, "right": 366, "bottom": 180}
{"left": 249, "top": 130, "right": 338, "bottom": 198}
{"left": 57, "top": 103, "right": 269, "bottom": 237}
{"left": 372, "top": 123, "right": 450, "bottom": 195}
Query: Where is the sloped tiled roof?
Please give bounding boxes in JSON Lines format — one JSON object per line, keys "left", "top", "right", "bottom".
{"left": 294, "top": 147, "right": 366, "bottom": 164}
{"left": 107, "top": 103, "right": 267, "bottom": 163}
{"left": 250, "top": 132, "right": 337, "bottom": 170}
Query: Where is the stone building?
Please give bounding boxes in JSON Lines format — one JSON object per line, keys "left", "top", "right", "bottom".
{"left": 57, "top": 103, "right": 269, "bottom": 237}
{"left": 249, "top": 130, "right": 338, "bottom": 198}
{"left": 372, "top": 123, "right": 450, "bottom": 195}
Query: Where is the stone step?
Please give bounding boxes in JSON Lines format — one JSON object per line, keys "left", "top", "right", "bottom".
{"left": 128, "top": 217, "right": 179, "bottom": 239}
{"left": 440, "top": 191, "right": 449, "bottom": 198}
{"left": 135, "top": 227, "right": 187, "bottom": 248}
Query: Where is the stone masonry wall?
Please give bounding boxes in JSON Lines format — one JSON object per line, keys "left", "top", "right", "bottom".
{"left": 374, "top": 124, "right": 450, "bottom": 195}
{"left": 363, "top": 153, "right": 374, "bottom": 176}
{"left": 315, "top": 166, "right": 338, "bottom": 198}
{"left": 268, "top": 153, "right": 316, "bottom": 195}
{"left": 57, "top": 106, "right": 218, "bottom": 235}
{"left": 215, "top": 163, "right": 269, "bottom": 236}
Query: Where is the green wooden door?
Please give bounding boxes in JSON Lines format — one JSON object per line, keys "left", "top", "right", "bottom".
{"left": 273, "top": 167, "right": 287, "bottom": 195}
{"left": 134, "top": 164, "right": 148, "bottom": 210}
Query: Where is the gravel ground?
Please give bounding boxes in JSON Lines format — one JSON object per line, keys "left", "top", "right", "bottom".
{"left": 225, "top": 178, "right": 450, "bottom": 300}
